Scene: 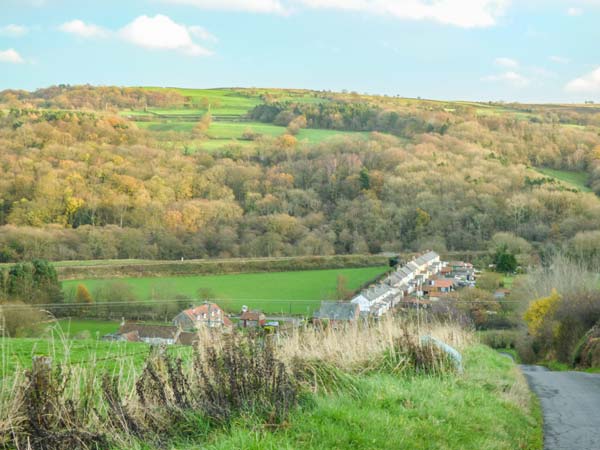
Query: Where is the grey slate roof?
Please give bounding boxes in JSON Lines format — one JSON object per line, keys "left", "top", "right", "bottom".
{"left": 400, "top": 266, "right": 413, "bottom": 277}
{"left": 314, "top": 301, "right": 359, "bottom": 321}
{"left": 414, "top": 251, "right": 439, "bottom": 266}
{"left": 363, "top": 284, "right": 393, "bottom": 302}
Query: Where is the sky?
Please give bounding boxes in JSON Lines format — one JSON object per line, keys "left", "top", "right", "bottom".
{"left": 1, "top": 0, "right": 599, "bottom": 103}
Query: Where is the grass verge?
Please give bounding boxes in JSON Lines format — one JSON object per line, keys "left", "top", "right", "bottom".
{"left": 199, "top": 345, "right": 542, "bottom": 450}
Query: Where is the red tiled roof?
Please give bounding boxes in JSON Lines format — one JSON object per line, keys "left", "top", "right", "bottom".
{"left": 434, "top": 279, "right": 454, "bottom": 288}
{"left": 183, "top": 303, "right": 224, "bottom": 321}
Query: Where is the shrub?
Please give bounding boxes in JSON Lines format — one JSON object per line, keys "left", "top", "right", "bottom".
{"left": 523, "top": 289, "right": 560, "bottom": 337}
{"left": 193, "top": 334, "right": 298, "bottom": 425}
{"left": 374, "top": 329, "right": 458, "bottom": 376}
{"left": 479, "top": 329, "right": 521, "bottom": 349}
{"left": 0, "top": 302, "right": 46, "bottom": 337}
{"left": 14, "top": 357, "right": 108, "bottom": 449}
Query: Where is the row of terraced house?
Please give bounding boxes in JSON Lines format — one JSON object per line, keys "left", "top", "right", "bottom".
{"left": 314, "top": 251, "right": 476, "bottom": 324}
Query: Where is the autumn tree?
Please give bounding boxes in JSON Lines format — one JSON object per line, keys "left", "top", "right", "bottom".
{"left": 335, "top": 274, "right": 351, "bottom": 300}
{"left": 75, "top": 284, "right": 93, "bottom": 304}
{"left": 193, "top": 112, "right": 212, "bottom": 136}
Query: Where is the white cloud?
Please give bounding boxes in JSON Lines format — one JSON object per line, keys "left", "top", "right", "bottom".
{"left": 296, "top": 0, "right": 510, "bottom": 28}
{"left": 162, "top": 0, "right": 287, "bottom": 14}
{"left": 0, "top": 48, "right": 25, "bottom": 64}
{"left": 495, "top": 57, "right": 518, "bottom": 68}
{"left": 482, "top": 71, "right": 530, "bottom": 87}
{"left": 567, "top": 7, "right": 583, "bottom": 15}
{"left": 119, "top": 15, "right": 212, "bottom": 56}
{"left": 549, "top": 55, "right": 569, "bottom": 64}
{"left": 565, "top": 67, "right": 600, "bottom": 94}
{"left": 0, "top": 24, "right": 28, "bottom": 37}
{"left": 163, "top": 0, "right": 509, "bottom": 27}
{"left": 59, "top": 20, "right": 109, "bottom": 38}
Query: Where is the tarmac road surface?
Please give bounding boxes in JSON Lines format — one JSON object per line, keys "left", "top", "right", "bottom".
{"left": 521, "top": 365, "right": 600, "bottom": 450}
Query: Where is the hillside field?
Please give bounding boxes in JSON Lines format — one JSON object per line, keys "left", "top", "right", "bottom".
{"left": 62, "top": 266, "right": 388, "bottom": 314}
{"left": 534, "top": 167, "right": 593, "bottom": 192}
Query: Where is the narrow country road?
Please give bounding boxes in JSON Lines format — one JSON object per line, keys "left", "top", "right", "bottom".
{"left": 521, "top": 365, "right": 600, "bottom": 450}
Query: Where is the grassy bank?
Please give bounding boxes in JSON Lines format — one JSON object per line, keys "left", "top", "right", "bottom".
{"left": 202, "top": 346, "right": 542, "bottom": 450}
{"left": 62, "top": 266, "right": 388, "bottom": 314}
{"left": 0, "top": 318, "right": 541, "bottom": 449}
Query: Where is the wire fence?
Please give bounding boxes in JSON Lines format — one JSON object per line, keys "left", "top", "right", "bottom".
{"left": 0, "top": 297, "right": 525, "bottom": 312}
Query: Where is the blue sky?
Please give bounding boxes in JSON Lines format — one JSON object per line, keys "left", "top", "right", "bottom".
{"left": 1, "top": 0, "right": 599, "bottom": 102}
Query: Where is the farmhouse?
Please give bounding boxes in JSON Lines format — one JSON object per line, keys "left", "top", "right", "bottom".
{"left": 172, "top": 302, "right": 232, "bottom": 330}
{"left": 106, "top": 323, "right": 180, "bottom": 345}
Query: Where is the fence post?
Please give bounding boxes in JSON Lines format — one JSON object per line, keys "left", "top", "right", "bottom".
{"left": 31, "top": 356, "right": 52, "bottom": 376}
{"left": 30, "top": 356, "right": 53, "bottom": 399}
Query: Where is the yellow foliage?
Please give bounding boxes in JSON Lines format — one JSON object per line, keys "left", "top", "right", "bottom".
{"left": 523, "top": 289, "right": 561, "bottom": 336}
{"left": 75, "top": 284, "right": 93, "bottom": 304}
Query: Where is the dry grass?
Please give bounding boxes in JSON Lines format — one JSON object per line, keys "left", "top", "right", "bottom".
{"left": 279, "top": 317, "right": 473, "bottom": 370}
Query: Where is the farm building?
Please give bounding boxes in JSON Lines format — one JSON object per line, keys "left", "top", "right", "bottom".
{"left": 314, "top": 301, "right": 360, "bottom": 324}
{"left": 103, "top": 323, "right": 202, "bottom": 346}
{"left": 173, "top": 302, "right": 233, "bottom": 330}
{"left": 105, "top": 323, "right": 179, "bottom": 345}
{"left": 239, "top": 310, "right": 266, "bottom": 328}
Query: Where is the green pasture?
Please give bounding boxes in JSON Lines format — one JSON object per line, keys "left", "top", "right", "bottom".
{"left": 134, "top": 119, "right": 370, "bottom": 148}
{"left": 136, "top": 121, "right": 196, "bottom": 132}
{"left": 56, "top": 319, "right": 122, "bottom": 338}
{"left": 534, "top": 167, "right": 592, "bottom": 192}
{"left": 0, "top": 333, "right": 193, "bottom": 377}
{"left": 207, "top": 121, "right": 285, "bottom": 139}
{"left": 62, "top": 267, "right": 388, "bottom": 315}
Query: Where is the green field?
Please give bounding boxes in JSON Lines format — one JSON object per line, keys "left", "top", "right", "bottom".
{"left": 56, "top": 319, "right": 122, "bottom": 338}
{"left": 62, "top": 267, "right": 388, "bottom": 314}
{"left": 535, "top": 167, "right": 592, "bottom": 192}
{"left": 0, "top": 334, "right": 192, "bottom": 377}
{"left": 143, "top": 87, "right": 263, "bottom": 116}
{"left": 136, "top": 119, "right": 370, "bottom": 147}
{"left": 136, "top": 121, "right": 196, "bottom": 132}
{"left": 207, "top": 121, "right": 286, "bottom": 138}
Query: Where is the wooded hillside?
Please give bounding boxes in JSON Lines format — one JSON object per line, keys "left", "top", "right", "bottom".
{"left": 1, "top": 86, "right": 600, "bottom": 262}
